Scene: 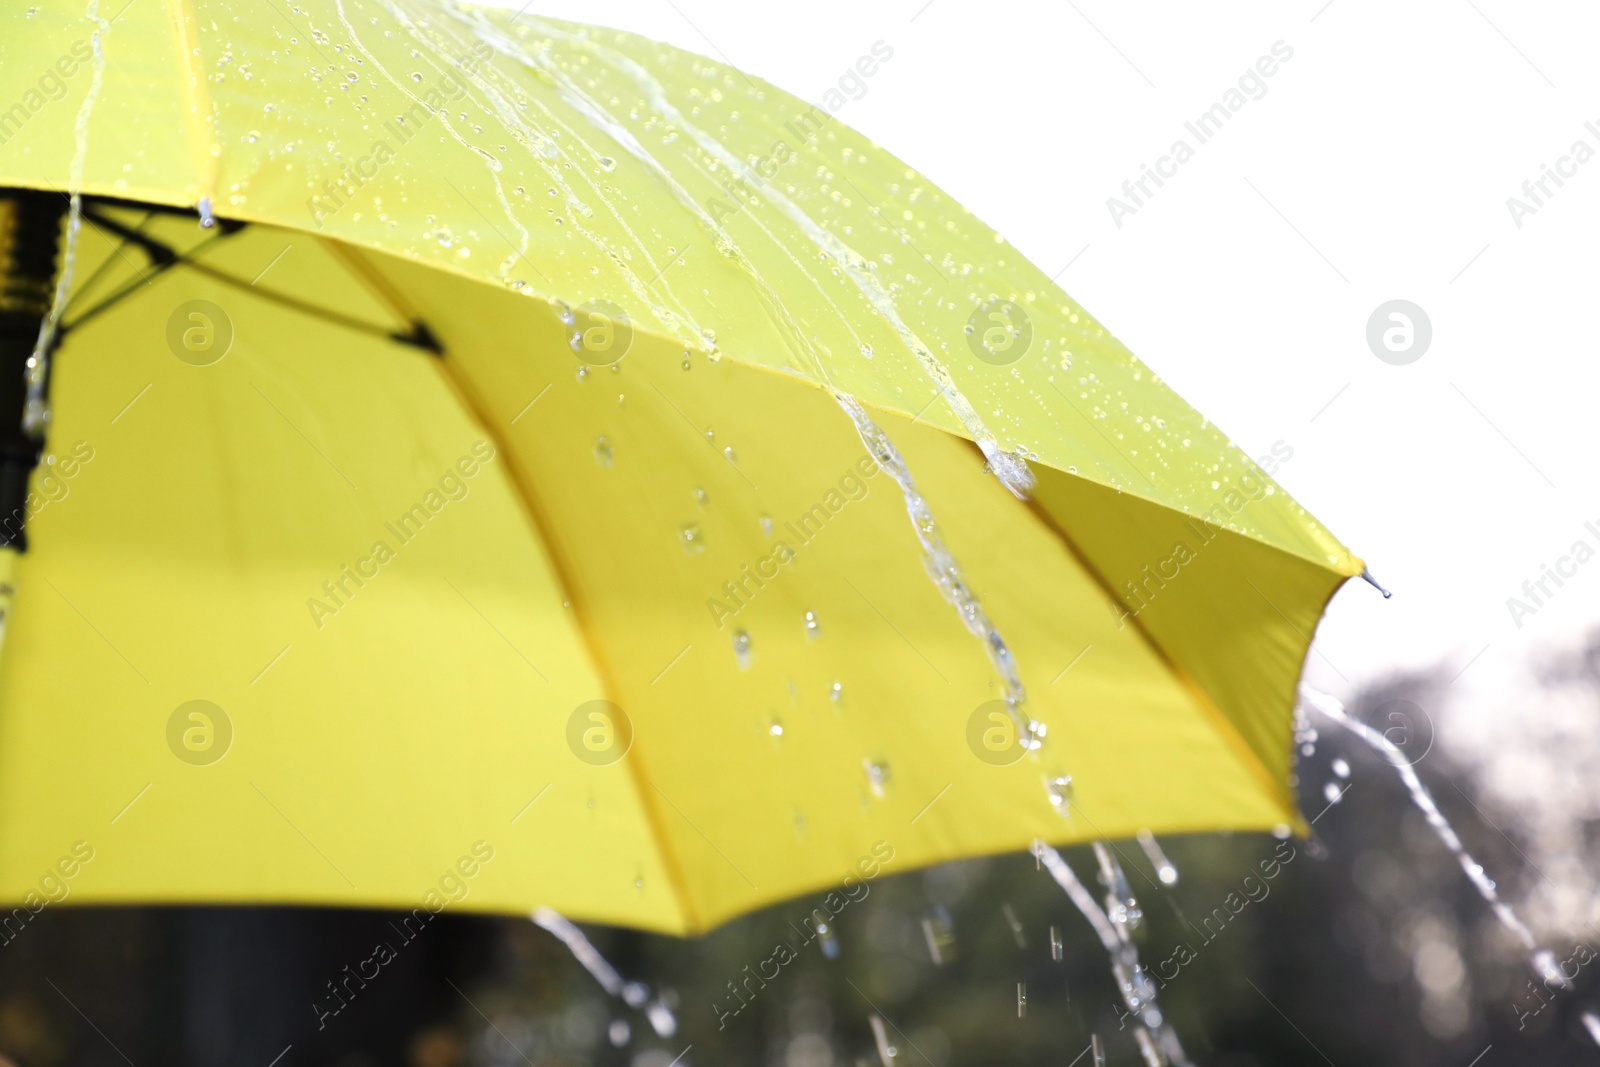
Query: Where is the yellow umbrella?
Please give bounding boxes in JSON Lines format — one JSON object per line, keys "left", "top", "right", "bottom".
{"left": 0, "top": 1, "right": 1362, "bottom": 936}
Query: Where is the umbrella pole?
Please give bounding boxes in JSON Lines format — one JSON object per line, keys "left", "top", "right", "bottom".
{"left": 0, "top": 189, "right": 68, "bottom": 552}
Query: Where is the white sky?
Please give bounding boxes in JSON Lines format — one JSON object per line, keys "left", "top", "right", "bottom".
{"left": 485, "top": 0, "right": 1600, "bottom": 702}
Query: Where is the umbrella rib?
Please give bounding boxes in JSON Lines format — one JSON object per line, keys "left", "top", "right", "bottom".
{"left": 60, "top": 206, "right": 441, "bottom": 353}
{"left": 61, "top": 208, "right": 156, "bottom": 316}
{"left": 59, "top": 209, "right": 235, "bottom": 333}
{"left": 180, "top": 258, "right": 440, "bottom": 353}
{"left": 426, "top": 341, "right": 707, "bottom": 934}
{"left": 318, "top": 237, "right": 439, "bottom": 340}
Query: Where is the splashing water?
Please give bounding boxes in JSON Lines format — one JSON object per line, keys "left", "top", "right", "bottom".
{"left": 1092, "top": 842, "right": 1143, "bottom": 934}
{"left": 1036, "top": 841, "right": 1192, "bottom": 1065}
{"left": 1300, "top": 686, "right": 1570, "bottom": 990}
{"left": 513, "top": 17, "right": 1036, "bottom": 499}
{"left": 531, "top": 907, "right": 677, "bottom": 1036}
{"left": 836, "top": 393, "right": 1046, "bottom": 761}
{"left": 1133, "top": 1029, "right": 1164, "bottom": 1067}
{"left": 24, "top": 0, "right": 109, "bottom": 439}
{"left": 1136, "top": 829, "right": 1179, "bottom": 886}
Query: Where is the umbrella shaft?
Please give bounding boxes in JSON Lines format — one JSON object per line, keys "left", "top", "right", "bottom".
{"left": 0, "top": 190, "right": 67, "bottom": 551}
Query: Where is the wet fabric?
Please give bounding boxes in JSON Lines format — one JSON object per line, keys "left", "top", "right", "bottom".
{"left": 0, "top": 2, "right": 1360, "bottom": 933}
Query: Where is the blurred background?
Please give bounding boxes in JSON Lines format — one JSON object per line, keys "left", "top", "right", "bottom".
{"left": 7, "top": 0, "right": 1600, "bottom": 1062}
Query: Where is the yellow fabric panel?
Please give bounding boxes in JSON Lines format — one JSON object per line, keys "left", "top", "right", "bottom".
{"left": 1031, "top": 467, "right": 1352, "bottom": 815}
{"left": 376, "top": 249, "right": 1296, "bottom": 932}
{"left": 0, "top": 217, "right": 684, "bottom": 932}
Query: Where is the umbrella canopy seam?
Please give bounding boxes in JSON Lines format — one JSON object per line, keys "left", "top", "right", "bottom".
{"left": 421, "top": 304, "right": 704, "bottom": 934}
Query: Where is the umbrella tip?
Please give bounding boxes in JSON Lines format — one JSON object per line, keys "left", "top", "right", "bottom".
{"left": 1360, "top": 567, "right": 1392, "bottom": 599}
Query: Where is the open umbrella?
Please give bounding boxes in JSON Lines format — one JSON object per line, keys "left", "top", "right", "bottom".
{"left": 0, "top": 1, "right": 1363, "bottom": 937}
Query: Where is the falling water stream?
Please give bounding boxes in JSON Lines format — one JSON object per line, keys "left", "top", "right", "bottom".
{"left": 531, "top": 907, "right": 678, "bottom": 1038}
{"left": 23, "top": 0, "right": 107, "bottom": 439}
{"left": 1037, "top": 840, "right": 1192, "bottom": 1066}
{"left": 1300, "top": 686, "right": 1572, "bottom": 993}
{"left": 835, "top": 393, "right": 1044, "bottom": 753}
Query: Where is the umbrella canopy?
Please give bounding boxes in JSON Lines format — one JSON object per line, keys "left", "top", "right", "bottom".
{"left": 0, "top": 1, "right": 1361, "bottom": 935}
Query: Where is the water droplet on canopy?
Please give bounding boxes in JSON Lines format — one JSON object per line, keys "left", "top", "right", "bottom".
{"left": 863, "top": 757, "right": 889, "bottom": 797}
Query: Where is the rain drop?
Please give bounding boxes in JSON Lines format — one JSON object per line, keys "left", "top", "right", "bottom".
{"left": 1332, "top": 757, "right": 1350, "bottom": 779}
{"left": 922, "top": 907, "right": 956, "bottom": 964}
{"left": 679, "top": 523, "right": 704, "bottom": 555}
{"left": 731, "top": 629, "right": 752, "bottom": 669}
{"left": 803, "top": 610, "right": 821, "bottom": 640}
{"left": 768, "top": 719, "right": 784, "bottom": 737}
{"left": 863, "top": 757, "right": 889, "bottom": 797}
{"left": 1044, "top": 774, "right": 1074, "bottom": 816}
{"left": 592, "top": 436, "right": 613, "bottom": 467}
{"left": 693, "top": 487, "right": 708, "bottom": 509}
{"left": 759, "top": 514, "right": 774, "bottom": 537}
{"left": 608, "top": 1020, "right": 630, "bottom": 1047}
{"left": 814, "top": 918, "right": 839, "bottom": 959}
{"left": 1323, "top": 781, "right": 1343, "bottom": 804}
{"left": 645, "top": 1001, "right": 676, "bottom": 1036}
{"left": 828, "top": 680, "right": 843, "bottom": 702}
{"left": 1136, "top": 829, "right": 1179, "bottom": 886}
